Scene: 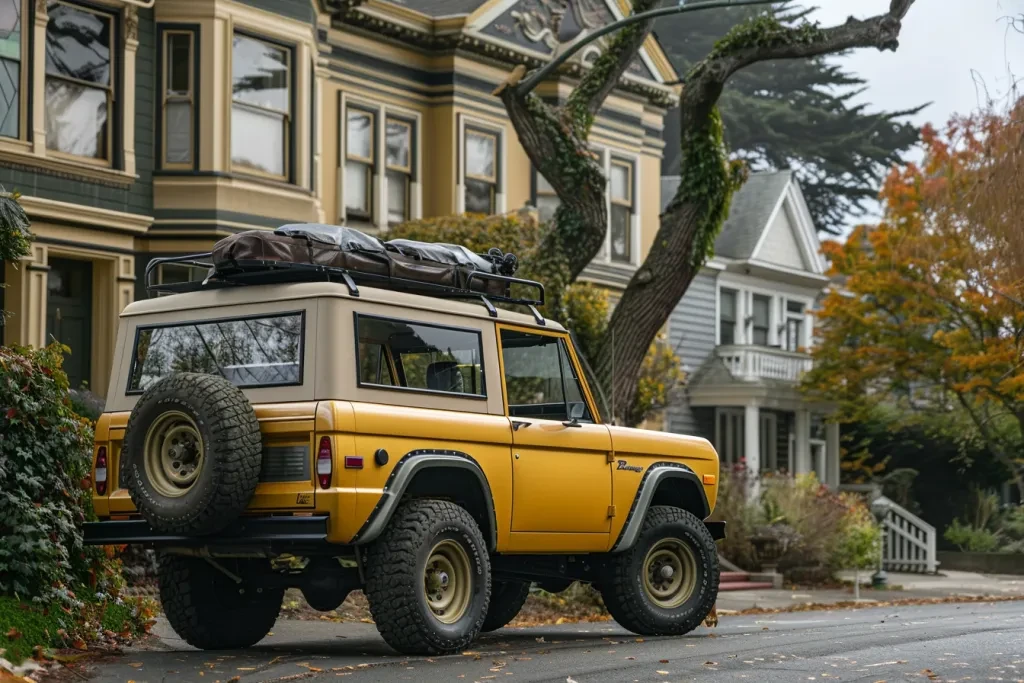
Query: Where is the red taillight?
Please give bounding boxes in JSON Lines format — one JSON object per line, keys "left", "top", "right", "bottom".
{"left": 317, "top": 436, "right": 332, "bottom": 489}
{"left": 94, "top": 446, "right": 108, "bottom": 495}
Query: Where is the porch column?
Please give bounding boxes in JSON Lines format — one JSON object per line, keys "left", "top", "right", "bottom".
{"left": 826, "top": 421, "right": 841, "bottom": 489}
{"left": 744, "top": 403, "right": 760, "bottom": 497}
{"left": 794, "top": 409, "right": 811, "bottom": 476}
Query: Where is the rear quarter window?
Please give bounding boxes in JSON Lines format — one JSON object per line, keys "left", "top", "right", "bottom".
{"left": 127, "top": 312, "right": 304, "bottom": 393}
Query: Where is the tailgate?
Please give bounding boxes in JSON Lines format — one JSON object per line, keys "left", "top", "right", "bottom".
{"left": 95, "top": 402, "right": 319, "bottom": 515}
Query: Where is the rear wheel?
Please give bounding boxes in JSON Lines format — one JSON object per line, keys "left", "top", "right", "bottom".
{"left": 158, "top": 554, "right": 283, "bottom": 650}
{"left": 363, "top": 499, "right": 491, "bottom": 655}
{"left": 600, "top": 506, "right": 719, "bottom": 636}
{"left": 481, "top": 580, "right": 531, "bottom": 632}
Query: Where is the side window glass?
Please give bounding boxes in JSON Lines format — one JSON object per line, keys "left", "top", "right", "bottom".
{"left": 356, "top": 315, "right": 485, "bottom": 397}
{"left": 500, "top": 330, "right": 592, "bottom": 422}
{"left": 357, "top": 342, "right": 393, "bottom": 386}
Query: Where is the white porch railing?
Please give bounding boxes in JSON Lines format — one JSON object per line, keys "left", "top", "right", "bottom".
{"left": 874, "top": 495, "right": 939, "bottom": 573}
{"left": 717, "top": 345, "right": 814, "bottom": 383}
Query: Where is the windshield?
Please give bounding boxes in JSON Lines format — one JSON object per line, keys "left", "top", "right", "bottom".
{"left": 127, "top": 312, "right": 304, "bottom": 393}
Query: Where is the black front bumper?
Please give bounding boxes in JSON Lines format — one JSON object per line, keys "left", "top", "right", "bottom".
{"left": 83, "top": 515, "right": 331, "bottom": 551}
{"left": 705, "top": 520, "right": 726, "bottom": 541}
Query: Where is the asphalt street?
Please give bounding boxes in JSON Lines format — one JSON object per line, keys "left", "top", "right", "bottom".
{"left": 81, "top": 600, "right": 1023, "bottom": 682}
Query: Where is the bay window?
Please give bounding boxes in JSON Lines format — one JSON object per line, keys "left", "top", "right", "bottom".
{"left": 45, "top": 1, "right": 114, "bottom": 161}
{"left": 161, "top": 30, "right": 195, "bottom": 167}
{"left": 231, "top": 32, "right": 290, "bottom": 179}
{"left": 609, "top": 159, "right": 633, "bottom": 264}
{"left": 464, "top": 127, "right": 497, "bottom": 214}
{"left": 385, "top": 117, "right": 412, "bottom": 224}
{"left": 344, "top": 107, "right": 374, "bottom": 219}
{"left": 0, "top": 0, "right": 24, "bottom": 139}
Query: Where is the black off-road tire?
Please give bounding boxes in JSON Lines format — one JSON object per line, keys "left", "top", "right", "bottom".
{"left": 363, "top": 499, "right": 491, "bottom": 655}
{"left": 481, "top": 580, "right": 531, "bottom": 632}
{"left": 121, "top": 372, "right": 262, "bottom": 536}
{"left": 600, "top": 506, "right": 719, "bottom": 636}
{"left": 157, "top": 554, "right": 283, "bottom": 650}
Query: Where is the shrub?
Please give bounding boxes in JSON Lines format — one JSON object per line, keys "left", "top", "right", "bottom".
{"left": 943, "top": 519, "right": 1001, "bottom": 553}
{"left": 712, "top": 467, "right": 879, "bottom": 576}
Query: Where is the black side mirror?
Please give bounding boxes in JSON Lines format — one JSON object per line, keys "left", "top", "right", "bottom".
{"left": 563, "top": 402, "right": 585, "bottom": 428}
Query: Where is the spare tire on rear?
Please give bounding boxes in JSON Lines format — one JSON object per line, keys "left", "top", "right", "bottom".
{"left": 121, "top": 372, "right": 262, "bottom": 536}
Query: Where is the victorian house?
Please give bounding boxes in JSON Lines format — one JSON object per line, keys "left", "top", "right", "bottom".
{"left": 0, "top": 0, "right": 678, "bottom": 396}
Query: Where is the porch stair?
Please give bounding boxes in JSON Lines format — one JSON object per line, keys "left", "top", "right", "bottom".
{"left": 719, "top": 570, "right": 774, "bottom": 591}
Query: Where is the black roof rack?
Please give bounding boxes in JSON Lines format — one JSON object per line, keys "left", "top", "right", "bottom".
{"left": 144, "top": 253, "right": 547, "bottom": 321}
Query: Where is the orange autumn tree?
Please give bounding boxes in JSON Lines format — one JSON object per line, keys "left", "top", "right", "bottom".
{"left": 804, "top": 104, "right": 1024, "bottom": 498}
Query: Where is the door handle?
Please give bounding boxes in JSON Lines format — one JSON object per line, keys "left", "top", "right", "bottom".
{"left": 512, "top": 421, "right": 530, "bottom": 431}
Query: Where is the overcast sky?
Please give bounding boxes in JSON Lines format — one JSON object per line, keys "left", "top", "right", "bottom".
{"left": 799, "top": 0, "right": 1023, "bottom": 229}
{"left": 811, "top": 0, "right": 1023, "bottom": 128}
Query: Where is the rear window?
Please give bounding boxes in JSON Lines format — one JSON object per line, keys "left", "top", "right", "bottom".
{"left": 127, "top": 312, "right": 304, "bottom": 393}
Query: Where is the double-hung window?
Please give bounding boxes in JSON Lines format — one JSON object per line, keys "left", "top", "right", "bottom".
{"left": 751, "top": 294, "right": 771, "bottom": 346}
{"left": 45, "top": 1, "right": 115, "bottom": 161}
{"left": 231, "top": 32, "right": 291, "bottom": 179}
{"left": 784, "top": 299, "right": 805, "bottom": 352}
{"left": 719, "top": 288, "right": 738, "bottom": 345}
{"left": 161, "top": 30, "right": 195, "bottom": 167}
{"left": 0, "top": 0, "right": 25, "bottom": 139}
{"left": 609, "top": 159, "right": 633, "bottom": 264}
{"left": 344, "top": 107, "right": 374, "bottom": 220}
{"left": 464, "top": 127, "right": 497, "bottom": 214}
{"left": 385, "top": 117, "right": 412, "bottom": 224}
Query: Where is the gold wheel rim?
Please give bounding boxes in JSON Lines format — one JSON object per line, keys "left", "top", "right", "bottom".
{"left": 143, "top": 410, "right": 204, "bottom": 498}
{"left": 423, "top": 540, "right": 473, "bottom": 625}
{"left": 642, "top": 538, "right": 698, "bottom": 609}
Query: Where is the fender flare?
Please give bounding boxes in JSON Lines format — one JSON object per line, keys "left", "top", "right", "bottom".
{"left": 350, "top": 449, "right": 498, "bottom": 550}
{"left": 610, "top": 462, "right": 710, "bottom": 553}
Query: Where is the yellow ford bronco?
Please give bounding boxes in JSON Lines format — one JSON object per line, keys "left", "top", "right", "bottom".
{"left": 84, "top": 224, "right": 724, "bottom": 656}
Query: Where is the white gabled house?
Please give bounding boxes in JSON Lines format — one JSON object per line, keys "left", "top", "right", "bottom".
{"left": 661, "top": 171, "right": 841, "bottom": 489}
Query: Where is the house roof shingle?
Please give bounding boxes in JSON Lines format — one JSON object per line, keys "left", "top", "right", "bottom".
{"left": 660, "top": 170, "right": 793, "bottom": 260}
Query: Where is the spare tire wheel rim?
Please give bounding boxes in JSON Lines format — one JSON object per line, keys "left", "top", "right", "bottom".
{"left": 424, "top": 540, "right": 473, "bottom": 625}
{"left": 642, "top": 538, "right": 698, "bottom": 609}
{"left": 144, "top": 410, "right": 205, "bottom": 498}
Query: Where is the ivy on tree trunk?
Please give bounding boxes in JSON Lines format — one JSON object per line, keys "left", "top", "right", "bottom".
{"left": 495, "top": 0, "right": 918, "bottom": 424}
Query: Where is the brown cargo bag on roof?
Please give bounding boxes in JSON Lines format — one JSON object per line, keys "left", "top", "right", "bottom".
{"left": 212, "top": 225, "right": 391, "bottom": 277}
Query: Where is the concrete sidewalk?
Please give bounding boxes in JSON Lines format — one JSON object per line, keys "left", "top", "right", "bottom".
{"left": 715, "top": 569, "right": 1024, "bottom": 612}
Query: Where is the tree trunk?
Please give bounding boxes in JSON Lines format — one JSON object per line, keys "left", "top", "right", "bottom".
{"left": 497, "top": 1, "right": 918, "bottom": 423}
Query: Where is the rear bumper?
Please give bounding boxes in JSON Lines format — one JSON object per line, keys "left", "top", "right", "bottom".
{"left": 705, "top": 520, "right": 726, "bottom": 541}
{"left": 83, "top": 515, "right": 331, "bottom": 551}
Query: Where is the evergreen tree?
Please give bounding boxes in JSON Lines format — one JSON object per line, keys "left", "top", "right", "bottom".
{"left": 656, "top": 3, "right": 925, "bottom": 234}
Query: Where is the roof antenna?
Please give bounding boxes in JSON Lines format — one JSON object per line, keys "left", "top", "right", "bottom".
{"left": 610, "top": 326, "right": 616, "bottom": 426}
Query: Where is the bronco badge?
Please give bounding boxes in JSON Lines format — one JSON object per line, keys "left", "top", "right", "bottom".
{"left": 616, "top": 460, "right": 643, "bottom": 473}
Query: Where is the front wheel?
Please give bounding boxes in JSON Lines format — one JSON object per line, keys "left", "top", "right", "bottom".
{"left": 600, "top": 506, "right": 719, "bottom": 636}
{"left": 363, "top": 499, "right": 491, "bottom": 655}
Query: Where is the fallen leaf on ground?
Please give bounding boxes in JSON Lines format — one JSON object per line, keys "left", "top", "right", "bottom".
{"left": 659, "top": 660, "right": 669, "bottom": 664}
{"left": 128, "top": 662, "right": 143, "bottom": 668}
{"left": 4, "top": 629, "right": 20, "bottom": 640}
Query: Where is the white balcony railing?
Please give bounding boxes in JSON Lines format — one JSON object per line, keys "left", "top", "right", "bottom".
{"left": 717, "top": 345, "right": 814, "bottom": 383}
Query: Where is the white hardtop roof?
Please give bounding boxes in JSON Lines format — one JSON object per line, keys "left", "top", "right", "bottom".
{"left": 121, "top": 280, "right": 564, "bottom": 332}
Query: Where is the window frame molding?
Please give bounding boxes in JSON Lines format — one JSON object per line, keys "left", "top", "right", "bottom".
{"left": 338, "top": 92, "right": 422, "bottom": 230}
{"left": 0, "top": 0, "right": 139, "bottom": 186}
{"left": 228, "top": 26, "right": 297, "bottom": 184}
{"left": 0, "top": 0, "right": 30, "bottom": 143}
{"left": 343, "top": 103, "right": 376, "bottom": 223}
{"left": 42, "top": 0, "right": 121, "bottom": 168}
{"left": 457, "top": 113, "right": 505, "bottom": 215}
{"left": 156, "top": 23, "right": 200, "bottom": 171}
